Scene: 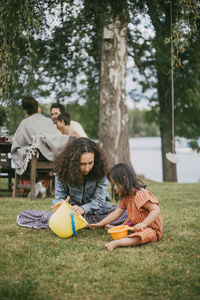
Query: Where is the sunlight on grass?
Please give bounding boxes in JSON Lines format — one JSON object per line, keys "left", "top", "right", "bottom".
{"left": 0, "top": 181, "right": 200, "bottom": 300}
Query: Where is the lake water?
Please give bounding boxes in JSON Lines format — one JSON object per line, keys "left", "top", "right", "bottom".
{"left": 129, "top": 137, "right": 200, "bottom": 183}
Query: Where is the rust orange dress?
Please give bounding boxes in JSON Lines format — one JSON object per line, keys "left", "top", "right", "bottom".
{"left": 118, "top": 189, "right": 163, "bottom": 244}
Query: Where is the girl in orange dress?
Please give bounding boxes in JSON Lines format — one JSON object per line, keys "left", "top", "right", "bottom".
{"left": 89, "top": 163, "right": 163, "bottom": 251}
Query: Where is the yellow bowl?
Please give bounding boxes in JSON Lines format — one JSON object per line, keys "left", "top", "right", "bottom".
{"left": 108, "top": 225, "right": 135, "bottom": 240}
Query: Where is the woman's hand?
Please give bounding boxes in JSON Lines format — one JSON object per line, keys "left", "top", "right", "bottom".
{"left": 51, "top": 197, "right": 70, "bottom": 213}
{"left": 71, "top": 205, "right": 85, "bottom": 215}
{"left": 88, "top": 223, "right": 103, "bottom": 229}
{"left": 51, "top": 201, "right": 62, "bottom": 213}
{"left": 133, "top": 222, "right": 146, "bottom": 231}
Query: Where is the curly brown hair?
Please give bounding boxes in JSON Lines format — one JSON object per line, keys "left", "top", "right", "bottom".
{"left": 54, "top": 137, "right": 108, "bottom": 186}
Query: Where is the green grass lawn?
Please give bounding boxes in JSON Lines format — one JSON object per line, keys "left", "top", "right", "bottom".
{"left": 0, "top": 181, "right": 200, "bottom": 300}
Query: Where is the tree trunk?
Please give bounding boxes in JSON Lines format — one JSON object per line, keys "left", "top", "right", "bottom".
{"left": 98, "top": 11, "right": 130, "bottom": 168}
{"left": 160, "top": 124, "right": 177, "bottom": 182}
{"left": 157, "top": 63, "right": 177, "bottom": 182}
{"left": 147, "top": 1, "right": 178, "bottom": 182}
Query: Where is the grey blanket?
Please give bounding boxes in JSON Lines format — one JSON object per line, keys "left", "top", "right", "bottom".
{"left": 11, "top": 113, "right": 69, "bottom": 174}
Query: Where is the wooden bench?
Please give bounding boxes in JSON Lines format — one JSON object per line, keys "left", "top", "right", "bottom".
{"left": 0, "top": 142, "right": 15, "bottom": 191}
{"left": 14, "top": 152, "right": 55, "bottom": 200}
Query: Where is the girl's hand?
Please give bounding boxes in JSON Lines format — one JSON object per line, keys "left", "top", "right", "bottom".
{"left": 71, "top": 205, "right": 84, "bottom": 215}
{"left": 133, "top": 222, "right": 146, "bottom": 231}
{"left": 122, "top": 219, "right": 130, "bottom": 225}
{"left": 88, "top": 223, "right": 102, "bottom": 229}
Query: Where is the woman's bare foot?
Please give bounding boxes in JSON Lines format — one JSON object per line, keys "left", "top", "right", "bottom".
{"left": 104, "top": 224, "right": 115, "bottom": 230}
{"left": 105, "top": 241, "right": 118, "bottom": 252}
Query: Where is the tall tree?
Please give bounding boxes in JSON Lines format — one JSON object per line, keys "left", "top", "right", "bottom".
{"left": 1, "top": 0, "right": 199, "bottom": 176}
{"left": 0, "top": 0, "right": 45, "bottom": 100}
{"left": 128, "top": 0, "right": 200, "bottom": 181}
{"left": 99, "top": 1, "right": 131, "bottom": 166}
{"left": 148, "top": 1, "right": 177, "bottom": 181}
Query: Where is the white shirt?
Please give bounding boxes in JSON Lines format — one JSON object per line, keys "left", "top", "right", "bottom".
{"left": 70, "top": 120, "right": 87, "bottom": 137}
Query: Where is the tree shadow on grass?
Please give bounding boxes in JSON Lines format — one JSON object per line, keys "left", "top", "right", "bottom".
{"left": 0, "top": 277, "right": 45, "bottom": 300}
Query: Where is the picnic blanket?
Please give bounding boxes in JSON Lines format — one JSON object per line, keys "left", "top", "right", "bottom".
{"left": 11, "top": 113, "right": 70, "bottom": 175}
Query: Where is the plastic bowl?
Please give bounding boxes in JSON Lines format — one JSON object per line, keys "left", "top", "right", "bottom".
{"left": 108, "top": 225, "right": 135, "bottom": 240}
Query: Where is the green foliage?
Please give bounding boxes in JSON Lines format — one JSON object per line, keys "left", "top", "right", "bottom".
{"left": 166, "top": 0, "right": 199, "bottom": 68}
{"left": 127, "top": 0, "right": 200, "bottom": 142}
{"left": 40, "top": 103, "right": 52, "bottom": 118}
{"left": 0, "top": 106, "right": 6, "bottom": 126}
{"left": 0, "top": 0, "right": 45, "bottom": 100}
{"left": 188, "top": 140, "right": 200, "bottom": 153}
{"left": 128, "top": 109, "right": 160, "bottom": 137}
{"left": 67, "top": 100, "right": 99, "bottom": 139}
{"left": 173, "top": 27, "right": 200, "bottom": 139}
{"left": 0, "top": 0, "right": 106, "bottom": 139}
{"left": 6, "top": 102, "right": 25, "bottom": 135}
{"left": 1, "top": 0, "right": 200, "bottom": 144}
{"left": 0, "top": 99, "right": 24, "bottom": 135}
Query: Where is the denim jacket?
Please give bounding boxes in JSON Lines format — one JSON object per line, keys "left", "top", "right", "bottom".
{"left": 52, "top": 176, "right": 113, "bottom": 215}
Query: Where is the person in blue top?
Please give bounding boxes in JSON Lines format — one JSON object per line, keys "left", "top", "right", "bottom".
{"left": 51, "top": 137, "right": 127, "bottom": 225}
{"left": 17, "top": 137, "right": 127, "bottom": 229}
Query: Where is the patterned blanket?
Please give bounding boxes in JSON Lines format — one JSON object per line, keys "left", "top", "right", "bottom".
{"left": 17, "top": 206, "right": 128, "bottom": 229}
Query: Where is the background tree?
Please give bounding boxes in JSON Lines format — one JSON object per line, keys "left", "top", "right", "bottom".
{"left": 0, "top": 0, "right": 46, "bottom": 97}
{"left": 1, "top": 0, "right": 199, "bottom": 178}
{"left": 128, "top": 0, "right": 200, "bottom": 181}
{"left": 98, "top": 1, "right": 131, "bottom": 166}
{"left": 128, "top": 109, "right": 159, "bottom": 137}
{"left": 0, "top": 0, "right": 48, "bottom": 133}
{"left": 1, "top": 0, "right": 132, "bottom": 166}
{"left": 0, "top": 106, "right": 6, "bottom": 126}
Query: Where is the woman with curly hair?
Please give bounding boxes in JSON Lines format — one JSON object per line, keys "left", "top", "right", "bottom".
{"left": 17, "top": 138, "right": 127, "bottom": 229}
{"left": 52, "top": 137, "right": 127, "bottom": 224}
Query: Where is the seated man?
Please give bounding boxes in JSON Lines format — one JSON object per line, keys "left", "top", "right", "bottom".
{"left": 50, "top": 103, "right": 87, "bottom": 137}
{"left": 11, "top": 97, "right": 70, "bottom": 198}
{"left": 11, "top": 97, "right": 69, "bottom": 173}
